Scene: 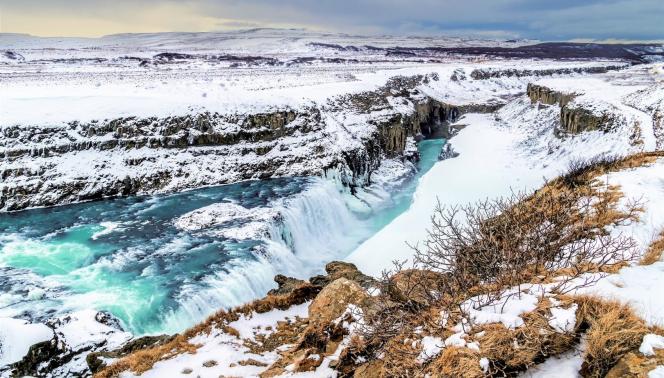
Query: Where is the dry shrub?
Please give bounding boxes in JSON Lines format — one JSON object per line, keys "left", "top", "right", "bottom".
{"left": 357, "top": 154, "right": 645, "bottom": 374}
{"left": 640, "top": 230, "right": 664, "bottom": 265}
{"left": 575, "top": 296, "right": 650, "bottom": 378}
{"left": 558, "top": 151, "right": 664, "bottom": 189}
{"left": 411, "top": 177, "right": 639, "bottom": 311}
{"left": 380, "top": 333, "right": 424, "bottom": 377}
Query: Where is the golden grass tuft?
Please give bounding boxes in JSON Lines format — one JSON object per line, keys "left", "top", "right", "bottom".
{"left": 426, "top": 347, "right": 483, "bottom": 378}
{"left": 94, "top": 334, "right": 198, "bottom": 378}
{"left": 575, "top": 296, "right": 651, "bottom": 378}
{"left": 640, "top": 230, "right": 664, "bottom": 265}
{"left": 379, "top": 332, "right": 424, "bottom": 377}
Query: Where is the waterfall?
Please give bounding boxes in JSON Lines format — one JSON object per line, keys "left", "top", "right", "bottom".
{"left": 157, "top": 177, "right": 376, "bottom": 334}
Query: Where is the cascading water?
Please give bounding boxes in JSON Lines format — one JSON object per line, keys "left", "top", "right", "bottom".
{"left": 0, "top": 139, "right": 445, "bottom": 336}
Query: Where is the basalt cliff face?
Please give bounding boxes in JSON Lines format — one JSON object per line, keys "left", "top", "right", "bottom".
{"left": 559, "top": 105, "right": 619, "bottom": 134}
{"left": 471, "top": 64, "right": 627, "bottom": 80}
{"left": 527, "top": 83, "right": 621, "bottom": 134}
{"left": 527, "top": 83, "right": 577, "bottom": 107}
{"left": 1, "top": 74, "right": 476, "bottom": 212}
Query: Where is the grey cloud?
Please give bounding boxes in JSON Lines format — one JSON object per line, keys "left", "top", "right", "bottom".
{"left": 2, "top": 0, "right": 663, "bottom": 40}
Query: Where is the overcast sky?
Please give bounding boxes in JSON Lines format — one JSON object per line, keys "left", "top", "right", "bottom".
{"left": 1, "top": 0, "right": 663, "bottom": 41}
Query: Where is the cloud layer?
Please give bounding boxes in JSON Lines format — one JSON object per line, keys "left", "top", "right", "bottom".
{"left": 1, "top": 0, "right": 662, "bottom": 40}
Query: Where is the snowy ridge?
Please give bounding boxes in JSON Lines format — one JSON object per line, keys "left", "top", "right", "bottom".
{"left": 348, "top": 63, "right": 663, "bottom": 275}
{"left": 0, "top": 54, "right": 630, "bottom": 212}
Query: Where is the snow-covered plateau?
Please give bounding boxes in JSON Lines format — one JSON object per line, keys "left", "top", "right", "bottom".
{"left": 1, "top": 30, "right": 664, "bottom": 377}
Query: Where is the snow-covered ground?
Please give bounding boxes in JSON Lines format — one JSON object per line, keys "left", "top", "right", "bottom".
{"left": 347, "top": 63, "right": 664, "bottom": 276}
{"left": 123, "top": 303, "right": 310, "bottom": 378}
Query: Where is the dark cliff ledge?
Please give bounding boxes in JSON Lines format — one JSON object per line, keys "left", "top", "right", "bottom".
{"left": 559, "top": 105, "right": 619, "bottom": 134}
{"left": 472, "top": 64, "right": 627, "bottom": 80}
{"left": 1, "top": 72, "right": 502, "bottom": 212}
{"left": 527, "top": 83, "right": 577, "bottom": 107}
{"left": 527, "top": 82, "right": 620, "bottom": 135}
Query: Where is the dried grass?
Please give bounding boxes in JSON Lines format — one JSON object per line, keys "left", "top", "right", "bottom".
{"left": 575, "top": 296, "right": 651, "bottom": 378}
{"left": 95, "top": 282, "right": 319, "bottom": 378}
{"left": 640, "top": 230, "right": 664, "bottom": 265}
{"left": 426, "top": 347, "right": 484, "bottom": 378}
{"left": 477, "top": 301, "right": 576, "bottom": 376}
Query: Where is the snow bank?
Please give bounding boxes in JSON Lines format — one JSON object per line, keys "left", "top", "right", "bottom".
{"left": 640, "top": 334, "right": 664, "bottom": 357}
{"left": 0, "top": 317, "right": 52, "bottom": 366}
{"left": 347, "top": 63, "right": 660, "bottom": 276}
{"left": 125, "top": 303, "right": 308, "bottom": 378}
{"left": 346, "top": 113, "right": 550, "bottom": 276}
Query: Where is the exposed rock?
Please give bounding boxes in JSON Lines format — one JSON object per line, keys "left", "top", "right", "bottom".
{"left": 268, "top": 275, "right": 309, "bottom": 296}
{"left": 655, "top": 110, "right": 664, "bottom": 149}
{"left": 1, "top": 74, "right": 464, "bottom": 212}
{"left": 605, "top": 351, "right": 664, "bottom": 378}
{"left": 527, "top": 83, "right": 577, "bottom": 107}
{"left": 559, "top": 104, "right": 619, "bottom": 134}
{"left": 9, "top": 310, "right": 132, "bottom": 377}
{"left": 1, "top": 50, "right": 25, "bottom": 61}
{"left": 202, "top": 359, "right": 218, "bottom": 367}
{"left": 238, "top": 358, "right": 269, "bottom": 367}
{"left": 526, "top": 82, "right": 622, "bottom": 135}
{"left": 471, "top": 64, "right": 627, "bottom": 80}
{"left": 354, "top": 360, "right": 387, "bottom": 378}
{"left": 439, "top": 143, "right": 459, "bottom": 160}
{"left": 387, "top": 269, "right": 448, "bottom": 307}
{"left": 309, "top": 261, "right": 376, "bottom": 290}
{"left": 307, "top": 278, "right": 370, "bottom": 331}
{"left": 86, "top": 334, "right": 175, "bottom": 373}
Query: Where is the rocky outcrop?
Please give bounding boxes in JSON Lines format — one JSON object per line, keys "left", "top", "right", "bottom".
{"left": 7, "top": 310, "right": 132, "bottom": 377}
{"left": 527, "top": 83, "right": 577, "bottom": 107}
{"left": 306, "top": 278, "right": 369, "bottom": 331}
{"left": 655, "top": 110, "right": 664, "bottom": 149}
{"left": 2, "top": 73, "right": 468, "bottom": 211}
{"left": 86, "top": 335, "right": 175, "bottom": 374}
{"left": 0, "top": 109, "right": 311, "bottom": 161}
{"left": 559, "top": 105, "right": 619, "bottom": 134}
{"left": 605, "top": 351, "right": 664, "bottom": 378}
{"left": 471, "top": 64, "right": 627, "bottom": 80}
{"left": 309, "top": 261, "right": 376, "bottom": 289}
{"left": 526, "top": 83, "right": 620, "bottom": 134}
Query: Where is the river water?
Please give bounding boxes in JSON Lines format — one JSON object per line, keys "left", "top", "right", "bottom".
{"left": 0, "top": 139, "right": 444, "bottom": 335}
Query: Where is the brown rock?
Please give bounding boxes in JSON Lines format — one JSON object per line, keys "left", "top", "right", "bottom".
{"left": 354, "top": 360, "right": 386, "bottom": 378}
{"left": 203, "top": 360, "right": 218, "bottom": 367}
{"left": 308, "top": 278, "right": 369, "bottom": 329}
{"left": 309, "top": 261, "right": 376, "bottom": 289}
{"left": 605, "top": 351, "right": 664, "bottom": 378}
{"left": 238, "top": 358, "right": 268, "bottom": 367}
{"left": 268, "top": 275, "right": 308, "bottom": 295}
{"left": 388, "top": 269, "right": 446, "bottom": 307}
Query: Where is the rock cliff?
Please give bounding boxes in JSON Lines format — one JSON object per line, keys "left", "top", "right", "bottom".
{"left": 0, "top": 74, "right": 492, "bottom": 211}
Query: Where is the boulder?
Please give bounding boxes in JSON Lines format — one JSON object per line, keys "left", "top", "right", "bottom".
{"left": 605, "top": 351, "right": 664, "bottom": 378}
{"left": 268, "top": 275, "right": 309, "bottom": 296}
{"left": 308, "top": 278, "right": 370, "bottom": 330}
{"left": 354, "top": 360, "right": 386, "bottom": 378}
{"left": 309, "top": 261, "right": 376, "bottom": 289}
